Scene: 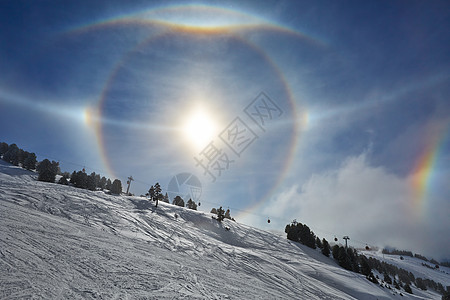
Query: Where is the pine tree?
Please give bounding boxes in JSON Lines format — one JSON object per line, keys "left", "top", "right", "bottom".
{"left": 99, "top": 176, "right": 107, "bottom": 190}
{"left": 36, "top": 159, "right": 59, "bottom": 183}
{"left": 87, "top": 173, "right": 96, "bottom": 191}
{"left": 216, "top": 206, "right": 225, "bottom": 222}
{"left": 332, "top": 245, "right": 340, "bottom": 260}
{"left": 70, "top": 171, "right": 77, "bottom": 185}
{"left": 94, "top": 174, "right": 100, "bottom": 188}
{"left": 58, "top": 174, "right": 69, "bottom": 185}
{"left": 321, "top": 238, "right": 330, "bottom": 257}
{"left": 384, "top": 272, "right": 392, "bottom": 284}
{"left": 17, "top": 149, "right": 25, "bottom": 166}
{"left": 111, "top": 179, "right": 122, "bottom": 194}
{"left": 0, "top": 142, "right": 8, "bottom": 157}
{"left": 338, "top": 246, "right": 352, "bottom": 270}
{"left": 404, "top": 283, "right": 412, "bottom": 294}
{"left": 23, "top": 152, "right": 37, "bottom": 170}
{"left": 316, "top": 237, "right": 323, "bottom": 249}
{"left": 154, "top": 182, "right": 161, "bottom": 207}
{"left": 360, "top": 255, "right": 371, "bottom": 276}
{"left": 73, "top": 171, "right": 88, "bottom": 188}
{"left": 348, "top": 248, "right": 359, "bottom": 273}
{"left": 173, "top": 195, "right": 184, "bottom": 207}
{"left": 3, "top": 143, "right": 19, "bottom": 165}
{"left": 106, "top": 178, "right": 112, "bottom": 190}
{"left": 186, "top": 199, "right": 197, "bottom": 210}
{"left": 415, "top": 278, "right": 426, "bottom": 290}
{"left": 148, "top": 186, "right": 155, "bottom": 200}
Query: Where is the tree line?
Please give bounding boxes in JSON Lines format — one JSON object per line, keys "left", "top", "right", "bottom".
{"left": 1, "top": 142, "right": 37, "bottom": 170}
{"left": 285, "top": 220, "right": 449, "bottom": 297}
{"left": 383, "top": 247, "right": 445, "bottom": 269}
{"left": 1, "top": 141, "right": 122, "bottom": 194}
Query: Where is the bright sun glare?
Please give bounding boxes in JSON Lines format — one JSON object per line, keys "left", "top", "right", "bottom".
{"left": 182, "top": 107, "right": 217, "bottom": 151}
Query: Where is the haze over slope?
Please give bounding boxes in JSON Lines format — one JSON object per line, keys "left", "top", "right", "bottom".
{"left": 0, "top": 160, "right": 445, "bottom": 299}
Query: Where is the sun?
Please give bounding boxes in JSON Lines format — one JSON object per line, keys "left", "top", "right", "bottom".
{"left": 182, "top": 106, "right": 218, "bottom": 151}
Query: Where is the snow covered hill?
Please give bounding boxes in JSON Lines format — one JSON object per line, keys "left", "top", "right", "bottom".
{"left": 360, "top": 249, "right": 450, "bottom": 289}
{"left": 0, "top": 160, "right": 446, "bottom": 299}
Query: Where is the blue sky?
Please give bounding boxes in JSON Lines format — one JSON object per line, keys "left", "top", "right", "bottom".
{"left": 1, "top": 0, "right": 449, "bottom": 259}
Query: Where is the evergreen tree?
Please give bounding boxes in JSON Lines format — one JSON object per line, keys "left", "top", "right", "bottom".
{"left": 23, "top": 152, "right": 37, "bottom": 170}
{"left": 148, "top": 186, "right": 155, "bottom": 200}
{"left": 367, "top": 272, "right": 378, "bottom": 284}
{"left": 384, "top": 272, "right": 392, "bottom": 284}
{"left": 0, "top": 142, "right": 8, "bottom": 157}
{"left": 3, "top": 143, "right": 19, "bottom": 165}
{"left": 154, "top": 182, "right": 161, "bottom": 207}
{"left": 350, "top": 248, "right": 360, "bottom": 273}
{"left": 360, "top": 255, "right": 372, "bottom": 276}
{"left": 338, "top": 246, "right": 352, "bottom": 270}
{"left": 17, "top": 149, "right": 26, "bottom": 166}
{"left": 173, "top": 195, "right": 184, "bottom": 207}
{"left": 73, "top": 171, "right": 88, "bottom": 189}
{"left": 285, "top": 223, "right": 299, "bottom": 242}
{"left": 94, "top": 173, "right": 100, "bottom": 188}
{"left": 224, "top": 209, "right": 233, "bottom": 220}
{"left": 186, "top": 198, "right": 197, "bottom": 210}
{"left": 321, "top": 238, "right": 330, "bottom": 257}
{"left": 298, "top": 223, "right": 316, "bottom": 249}
{"left": 106, "top": 178, "right": 112, "bottom": 190}
{"left": 58, "top": 174, "right": 69, "bottom": 185}
{"left": 70, "top": 171, "right": 77, "bottom": 185}
{"left": 404, "top": 283, "right": 412, "bottom": 294}
{"left": 415, "top": 278, "right": 426, "bottom": 290}
{"left": 111, "top": 179, "right": 122, "bottom": 194}
{"left": 87, "top": 173, "right": 97, "bottom": 191}
{"left": 316, "top": 237, "right": 323, "bottom": 249}
{"left": 332, "top": 245, "right": 340, "bottom": 260}
{"left": 99, "top": 176, "right": 107, "bottom": 190}
{"left": 36, "top": 159, "right": 59, "bottom": 183}
{"left": 216, "top": 206, "right": 225, "bottom": 222}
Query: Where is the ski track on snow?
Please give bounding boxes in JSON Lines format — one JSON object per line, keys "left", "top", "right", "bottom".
{"left": 0, "top": 163, "right": 446, "bottom": 299}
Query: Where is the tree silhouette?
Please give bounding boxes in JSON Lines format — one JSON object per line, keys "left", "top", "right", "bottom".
{"left": 36, "top": 159, "right": 59, "bottom": 183}
{"left": 111, "top": 179, "right": 122, "bottom": 194}
{"left": 173, "top": 195, "right": 185, "bottom": 207}
{"left": 216, "top": 206, "right": 225, "bottom": 222}
{"left": 186, "top": 198, "right": 197, "bottom": 210}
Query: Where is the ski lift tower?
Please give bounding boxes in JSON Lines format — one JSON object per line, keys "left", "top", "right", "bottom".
{"left": 126, "top": 176, "right": 134, "bottom": 195}
{"left": 343, "top": 236, "right": 350, "bottom": 250}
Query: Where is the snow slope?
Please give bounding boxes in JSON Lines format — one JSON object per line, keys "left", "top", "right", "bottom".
{"left": 0, "top": 160, "right": 446, "bottom": 299}
{"left": 360, "top": 249, "right": 450, "bottom": 295}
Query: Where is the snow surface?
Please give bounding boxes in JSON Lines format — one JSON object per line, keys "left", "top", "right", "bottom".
{"left": 360, "top": 249, "right": 450, "bottom": 298}
{"left": 0, "top": 160, "right": 446, "bottom": 299}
